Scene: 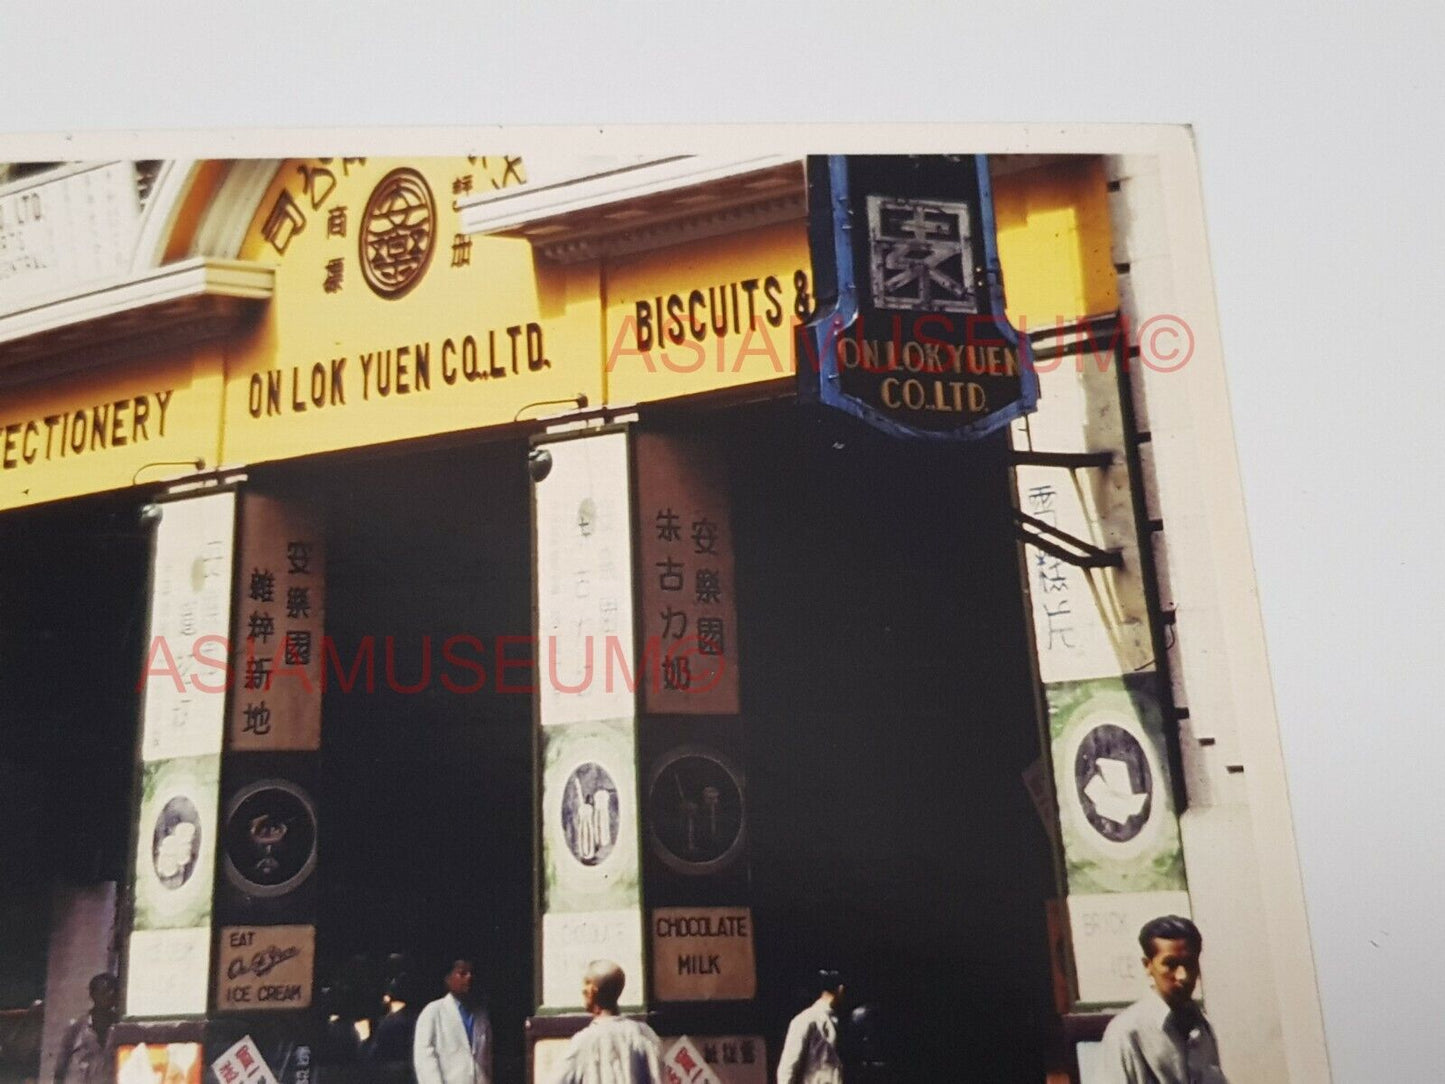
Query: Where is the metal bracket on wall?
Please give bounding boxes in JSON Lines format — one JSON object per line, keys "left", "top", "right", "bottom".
{"left": 1010, "top": 447, "right": 1121, "bottom": 567}
{"left": 1014, "top": 511, "right": 1124, "bottom": 569}
{"left": 1010, "top": 449, "right": 1115, "bottom": 469}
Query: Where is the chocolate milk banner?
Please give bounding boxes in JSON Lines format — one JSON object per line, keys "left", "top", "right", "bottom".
{"left": 796, "top": 155, "right": 1036, "bottom": 441}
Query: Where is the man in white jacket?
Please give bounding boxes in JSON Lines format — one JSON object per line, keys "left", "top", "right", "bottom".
{"left": 413, "top": 958, "right": 493, "bottom": 1084}
{"left": 776, "top": 971, "right": 845, "bottom": 1084}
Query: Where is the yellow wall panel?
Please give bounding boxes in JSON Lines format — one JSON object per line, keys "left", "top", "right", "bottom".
{"left": 994, "top": 158, "right": 1119, "bottom": 331}
{"left": 0, "top": 343, "right": 225, "bottom": 511}
{"left": 221, "top": 157, "right": 603, "bottom": 466}
{"left": 603, "top": 221, "right": 811, "bottom": 408}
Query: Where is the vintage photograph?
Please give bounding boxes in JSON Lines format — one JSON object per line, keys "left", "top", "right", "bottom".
{"left": 0, "top": 135, "right": 1325, "bottom": 1083}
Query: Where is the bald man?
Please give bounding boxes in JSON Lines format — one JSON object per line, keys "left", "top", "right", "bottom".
{"left": 550, "top": 960, "right": 663, "bottom": 1084}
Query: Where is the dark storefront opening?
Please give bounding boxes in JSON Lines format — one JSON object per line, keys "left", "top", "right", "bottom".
{"left": 710, "top": 401, "right": 1056, "bottom": 1081}
{"left": 0, "top": 494, "right": 150, "bottom": 1077}
{"left": 261, "top": 437, "right": 535, "bottom": 1081}
{"left": 264, "top": 397, "right": 1054, "bottom": 1081}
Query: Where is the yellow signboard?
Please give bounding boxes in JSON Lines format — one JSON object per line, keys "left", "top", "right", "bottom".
{"left": 215, "top": 924, "right": 316, "bottom": 1012}
{"left": 222, "top": 157, "right": 603, "bottom": 466}
{"left": 651, "top": 907, "right": 757, "bottom": 1002}
{"left": 0, "top": 343, "right": 224, "bottom": 512}
{"left": 603, "top": 221, "right": 811, "bottom": 408}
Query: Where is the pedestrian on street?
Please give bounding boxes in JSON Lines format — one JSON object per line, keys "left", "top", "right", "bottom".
{"left": 54, "top": 972, "right": 118, "bottom": 1084}
{"left": 776, "top": 970, "right": 845, "bottom": 1084}
{"left": 413, "top": 957, "right": 493, "bottom": 1084}
{"left": 550, "top": 959, "right": 663, "bottom": 1084}
{"left": 1097, "top": 915, "right": 1228, "bottom": 1083}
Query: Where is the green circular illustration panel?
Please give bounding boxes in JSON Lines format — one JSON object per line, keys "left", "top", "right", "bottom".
{"left": 1048, "top": 675, "right": 1185, "bottom": 895}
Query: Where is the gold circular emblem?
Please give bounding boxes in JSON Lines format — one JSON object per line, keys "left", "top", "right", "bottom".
{"left": 359, "top": 168, "right": 436, "bottom": 299}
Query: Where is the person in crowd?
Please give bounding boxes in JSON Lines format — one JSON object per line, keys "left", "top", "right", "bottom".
{"left": 366, "top": 970, "right": 420, "bottom": 1082}
{"left": 842, "top": 1001, "right": 891, "bottom": 1082}
{"left": 549, "top": 959, "right": 662, "bottom": 1084}
{"left": 1097, "top": 915, "right": 1228, "bottom": 1083}
{"left": 54, "top": 972, "right": 118, "bottom": 1084}
{"left": 777, "top": 970, "right": 845, "bottom": 1084}
{"left": 413, "top": 957, "right": 493, "bottom": 1084}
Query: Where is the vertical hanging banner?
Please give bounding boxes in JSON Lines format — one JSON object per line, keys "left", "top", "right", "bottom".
{"left": 127, "top": 491, "right": 236, "bottom": 1018}
{"left": 1009, "top": 315, "right": 1190, "bottom": 1006}
{"left": 228, "top": 495, "right": 325, "bottom": 752}
{"left": 534, "top": 432, "right": 646, "bottom": 1012}
{"left": 795, "top": 155, "right": 1037, "bottom": 441}
{"left": 217, "top": 494, "right": 324, "bottom": 1015}
{"left": 634, "top": 433, "right": 740, "bottom": 715}
{"left": 535, "top": 433, "right": 636, "bottom": 727}
{"left": 633, "top": 437, "right": 755, "bottom": 1005}
{"left": 138, "top": 494, "right": 236, "bottom": 763}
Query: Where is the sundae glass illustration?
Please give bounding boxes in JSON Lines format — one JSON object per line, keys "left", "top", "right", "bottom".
{"left": 248, "top": 813, "right": 290, "bottom": 877}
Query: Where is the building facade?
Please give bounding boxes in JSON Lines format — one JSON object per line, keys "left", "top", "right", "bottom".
{"left": 0, "top": 137, "right": 1328, "bottom": 1082}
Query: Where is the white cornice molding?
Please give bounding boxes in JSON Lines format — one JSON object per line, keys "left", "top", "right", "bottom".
{"left": 0, "top": 258, "right": 273, "bottom": 374}
{"left": 0, "top": 161, "right": 105, "bottom": 198}
{"left": 459, "top": 155, "right": 807, "bottom": 262}
{"left": 191, "top": 159, "right": 282, "bottom": 258}
{"left": 130, "top": 159, "right": 201, "bottom": 274}
{"left": 534, "top": 193, "right": 807, "bottom": 264}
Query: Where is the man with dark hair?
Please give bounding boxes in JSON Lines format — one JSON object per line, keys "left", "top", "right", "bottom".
{"left": 1098, "top": 915, "right": 1228, "bottom": 1083}
{"left": 413, "top": 957, "right": 493, "bottom": 1084}
{"left": 54, "top": 972, "right": 118, "bottom": 1084}
{"left": 550, "top": 959, "right": 663, "bottom": 1084}
{"left": 776, "top": 970, "right": 845, "bottom": 1084}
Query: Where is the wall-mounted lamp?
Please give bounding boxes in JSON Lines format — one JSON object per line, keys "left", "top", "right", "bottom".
{"left": 132, "top": 458, "right": 206, "bottom": 485}
{"left": 527, "top": 447, "right": 553, "bottom": 483}
{"left": 513, "top": 392, "right": 589, "bottom": 423}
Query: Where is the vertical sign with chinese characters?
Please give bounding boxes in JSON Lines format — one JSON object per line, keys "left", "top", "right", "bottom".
{"left": 1010, "top": 318, "right": 1189, "bottom": 1006}
{"left": 229, "top": 496, "right": 325, "bottom": 752}
{"left": 635, "top": 433, "right": 740, "bottom": 716}
{"left": 126, "top": 491, "right": 236, "bottom": 1019}
{"left": 633, "top": 435, "right": 756, "bottom": 1008}
{"left": 216, "top": 494, "right": 323, "bottom": 1017}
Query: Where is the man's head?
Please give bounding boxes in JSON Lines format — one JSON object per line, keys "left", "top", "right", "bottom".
{"left": 817, "top": 969, "right": 845, "bottom": 1009}
{"left": 443, "top": 958, "right": 474, "bottom": 1001}
{"left": 581, "top": 959, "right": 626, "bottom": 1016}
{"left": 1138, "top": 915, "right": 1203, "bottom": 1010}
{"left": 88, "top": 973, "right": 119, "bottom": 1012}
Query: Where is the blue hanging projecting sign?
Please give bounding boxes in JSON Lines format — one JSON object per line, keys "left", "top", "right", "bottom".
{"left": 795, "top": 155, "right": 1037, "bottom": 441}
